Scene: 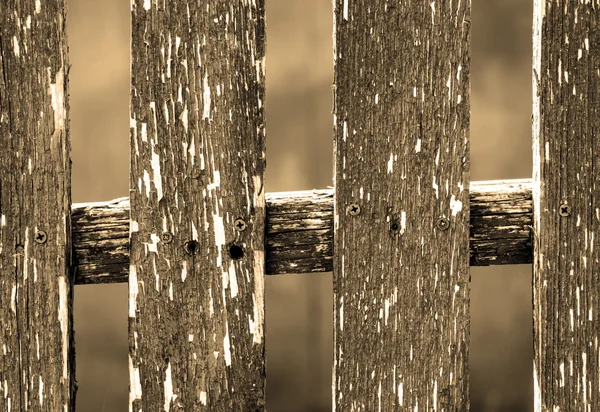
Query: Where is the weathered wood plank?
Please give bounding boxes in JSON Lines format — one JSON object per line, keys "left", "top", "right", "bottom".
{"left": 129, "top": 1, "right": 266, "bottom": 410}
{"left": 71, "top": 179, "right": 532, "bottom": 284}
{"left": 532, "top": 0, "right": 600, "bottom": 410}
{"left": 333, "top": 1, "right": 471, "bottom": 410}
{"left": 0, "top": 1, "right": 75, "bottom": 410}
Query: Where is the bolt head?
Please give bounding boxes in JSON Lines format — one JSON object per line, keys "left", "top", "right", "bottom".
{"left": 346, "top": 203, "right": 361, "bottom": 216}
{"left": 35, "top": 230, "right": 47, "bottom": 244}
{"left": 436, "top": 217, "right": 450, "bottom": 231}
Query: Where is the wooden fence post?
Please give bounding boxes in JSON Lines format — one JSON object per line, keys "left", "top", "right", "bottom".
{"left": 532, "top": 0, "right": 599, "bottom": 410}
{"left": 0, "top": 1, "right": 75, "bottom": 410}
{"left": 333, "top": 1, "right": 471, "bottom": 410}
{"left": 129, "top": 0, "right": 266, "bottom": 410}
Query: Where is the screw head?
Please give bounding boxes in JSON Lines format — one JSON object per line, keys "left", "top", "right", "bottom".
{"left": 234, "top": 218, "right": 247, "bottom": 232}
{"left": 559, "top": 203, "right": 571, "bottom": 217}
{"left": 436, "top": 217, "right": 450, "bottom": 231}
{"left": 15, "top": 244, "right": 24, "bottom": 254}
{"left": 346, "top": 203, "right": 361, "bottom": 216}
{"left": 161, "top": 232, "right": 173, "bottom": 244}
{"left": 35, "top": 230, "right": 47, "bottom": 244}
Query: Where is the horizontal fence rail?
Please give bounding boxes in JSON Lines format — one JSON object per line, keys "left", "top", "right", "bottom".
{"left": 72, "top": 178, "right": 532, "bottom": 284}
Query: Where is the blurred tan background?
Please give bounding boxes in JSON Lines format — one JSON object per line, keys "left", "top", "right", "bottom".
{"left": 68, "top": 0, "right": 533, "bottom": 410}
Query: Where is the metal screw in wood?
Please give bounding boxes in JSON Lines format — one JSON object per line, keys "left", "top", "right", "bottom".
{"left": 161, "top": 232, "right": 173, "bottom": 244}
{"left": 346, "top": 203, "right": 361, "bottom": 216}
{"left": 234, "top": 218, "right": 247, "bottom": 232}
{"left": 35, "top": 230, "right": 47, "bottom": 244}
{"left": 436, "top": 217, "right": 450, "bottom": 231}
{"left": 559, "top": 203, "right": 571, "bottom": 217}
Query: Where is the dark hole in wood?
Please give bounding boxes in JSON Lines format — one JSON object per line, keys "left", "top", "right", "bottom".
{"left": 229, "top": 244, "right": 244, "bottom": 260}
{"left": 185, "top": 240, "right": 199, "bottom": 255}
{"left": 390, "top": 222, "right": 399, "bottom": 231}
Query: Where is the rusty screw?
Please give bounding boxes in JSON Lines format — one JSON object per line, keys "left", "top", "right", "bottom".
{"left": 436, "top": 217, "right": 450, "bottom": 231}
{"left": 559, "top": 203, "right": 571, "bottom": 217}
{"left": 161, "top": 232, "right": 173, "bottom": 244}
{"left": 234, "top": 218, "right": 247, "bottom": 232}
{"left": 346, "top": 203, "right": 361, "bottom": 216}
{"left": 15, "top": 244, "right": 24, "bottom": 254}
{"left": 35, "top": 230, "right": 47, "bottom": 244}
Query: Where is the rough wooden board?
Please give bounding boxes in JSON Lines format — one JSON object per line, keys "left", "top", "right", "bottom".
{"left": 129, "top": 0, "right": 266, "bottom": 410}
{"left": 71, "top": 179, "right": 532, "bottom": 284}
{"left": 532, "top": 0, "right": 600, "bottom": 410}
{"left": 0, "top": 1, "right": 75, "bottom": 410}
{"left": 333, "top": 1, "right": 471, "bottom": 410}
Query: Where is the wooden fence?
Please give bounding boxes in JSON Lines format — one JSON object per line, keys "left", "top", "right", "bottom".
{"left": 0, "top": 0, "right": 598, "bottom": 410}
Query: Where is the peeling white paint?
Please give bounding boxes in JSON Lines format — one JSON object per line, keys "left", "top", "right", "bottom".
{"left": 129, "top": 355, "right": 142, "bottom": 411}
{"left": 200, "top": 391, "right": 207, "bottom": 405}
{"left": 450, "top": 194, "right": 463, "bottom": 216}
{"left": 223, "top": 325, "right": 232, "bottom": 366}
{"left": 203, "top": 73, "right": 211, "bottom": 120}
{"left": 58, "top": 276, "right": 68, "bottom": 379}
{"left": 129, "top": 265, "right": 138, "bottom": 317}
{"left": 48, "top": 68, "right": 65, "bottom": 140}
{"left": 164, "top": 362, "right": 175, "bottom": 411}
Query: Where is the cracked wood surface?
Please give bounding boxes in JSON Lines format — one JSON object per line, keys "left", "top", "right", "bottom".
{"left": 0, "top": 1, "right": 75, "bottom": 410}
{"left": 128, "top": 0, "right": 266, "bottom": 410}
{"left": 532, "top": 1, "right": 600, "bottom": 410}
{"left": 332, "top": 0, "right": 471, "bottom": 409}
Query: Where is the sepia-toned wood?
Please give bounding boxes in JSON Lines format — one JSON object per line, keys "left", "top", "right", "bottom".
{"left": 0, "top": 1, "right": 75, "bottom": 411}
{"left": 71, "top": 179, "right": 532, "bottom": 284}
{"left": 333, "top": 1, "right": 471, "bottom": 410}
{"left": 129, "top": 0, "right": 266, "bottom": 410}
{"left": 532, "top": 0, "right": 600, "bottom": 410}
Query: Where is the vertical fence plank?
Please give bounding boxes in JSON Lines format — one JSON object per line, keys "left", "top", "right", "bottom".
{"left": 333, "top": 1, "right": 471, "bottom": 410}
{"left": 129, "top": 1, "right": 266, "bottom": 410}
{"left": 532, "top": 0, "right": 600, "bottom": 410}
{"left": 0, "top": 1, "right": 74, "bottom": 411}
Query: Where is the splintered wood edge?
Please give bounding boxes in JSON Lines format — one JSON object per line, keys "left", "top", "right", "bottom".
{"left": 71, "top": 178, "right": 532, "bottom": 285}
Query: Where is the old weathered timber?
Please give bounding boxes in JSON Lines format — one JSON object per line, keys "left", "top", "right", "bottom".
{"left": 0, "top": 1, "right": 75, "bottom": 411}
{"left": 532, "top": 0, "right": 600, "bottom": 410}
{"left": 333, "top": 1, "right": 471, "bottom": 410}
{"left": 129, "top": 1, "right": 266, "bottom": 410}
{"left": 72, "top": 180, "right": 531, "bottom": 284}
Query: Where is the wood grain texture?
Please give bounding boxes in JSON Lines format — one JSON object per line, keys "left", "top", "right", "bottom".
{"left": 71, "top": 179, "right": 532, "bottom": 284}
{"left": 0, "top": 1, "right": 75, "bottom": 410}
{"left": 129, "top": 1, "right": 266, "bottom": 410}
{"left": 532, "top": 0, "right": 600, "bottom": 410}
{"left": 333, "top": 1, "right": 471, "bottom": 410}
